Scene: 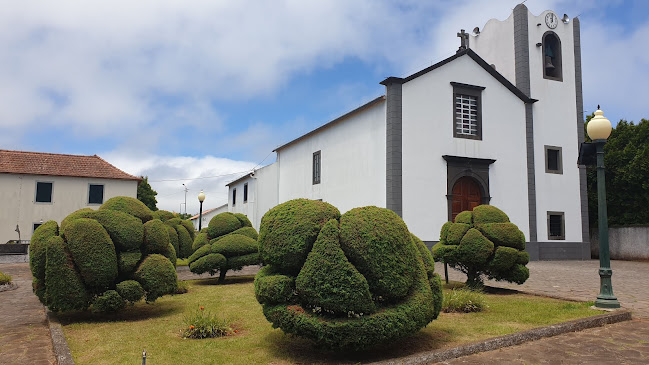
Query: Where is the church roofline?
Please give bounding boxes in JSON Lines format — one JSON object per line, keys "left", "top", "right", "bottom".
{"left": 381, "top": 49, "right": 537, "bottom": 104}
{"left": 273, "top": 95, "right": 386, "bottom": 152}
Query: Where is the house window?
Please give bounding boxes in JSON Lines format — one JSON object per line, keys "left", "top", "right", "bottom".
{"left": 547, "top": 211, "right": 565, "bottom": 240}
{"left": 542, "top": 31, "right": 562, "bottom": 81}
{"left": 451, "top": 82, "right": 484, "bottom": 140}
{"left": 313, "top": 151, "right": 321, "bottom": 185}
{"left": 243, "top": 183, "right": 248, "bottom": 203}
{"left": 35, "top": 182, "right": 53, "bottom": 203}
{"left": 545, "top": 146, "right": 563, "bottom": 174}
{"left": 88, "top": 184, "right": 104, "bottom": 204}
{"left": 232, "top": 189, "right": 237, "bottom": 206}
{"left": 33, "top": 223, "right": 42, "bottom": 232}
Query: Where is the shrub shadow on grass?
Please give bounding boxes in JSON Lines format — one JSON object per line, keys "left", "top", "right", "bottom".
{"left": 263, "top": 327, "right": 452, "bottom": 364}
{"left": 191, "top": 275, "right": 255, "bottom": 286}
{"left": 53, "top": 299, "right": 184, "bottom": 325}
{"left": 483, "top": 286, "right": 520, "bottom": 295}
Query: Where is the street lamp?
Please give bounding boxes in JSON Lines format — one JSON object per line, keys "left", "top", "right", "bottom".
{"left": 198, "top": 190, "right": 206, "bottom": 231}
{"left": 587, "top": 106, "right": 620, "bottom": 309}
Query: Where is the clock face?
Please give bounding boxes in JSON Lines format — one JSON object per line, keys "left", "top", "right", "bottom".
{"left": 545, "top": 12, "right": 558, "bottom": 29}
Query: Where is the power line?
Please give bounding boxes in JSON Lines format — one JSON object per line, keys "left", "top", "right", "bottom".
{"left": 149, "top": 171, "right": 246, "bottom": 183}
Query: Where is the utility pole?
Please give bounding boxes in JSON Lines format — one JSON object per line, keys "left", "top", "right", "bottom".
{"left": 182, "top": 183, "right": 188, "bottom": 215}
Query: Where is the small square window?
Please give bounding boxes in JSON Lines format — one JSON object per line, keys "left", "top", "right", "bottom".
{"left": 232, "top": 189, "right": 237, "bottom": 206}
{"left": 33, "top": 223, "right": 42, "bottom": 232}
{"left": 243, "top": 183, "right": 248, "bottom": 203}
{"left": 35, "top": 182, "right": 53, "bottom": 203}
{"left": 545, "top": 146, "right": 563, "bottom": 174}
{"left": 88, "top": 184, "right": 104, "bottom": 204}
{"left": 313, "top": 151, "right": 321, "bottom": 185}
{"left": 547, "top": 212, "right": 565, "bottom": 240}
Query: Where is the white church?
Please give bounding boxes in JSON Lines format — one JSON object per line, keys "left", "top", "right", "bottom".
{"left": 226, "top": 4, "right": 590, "bottom": 261}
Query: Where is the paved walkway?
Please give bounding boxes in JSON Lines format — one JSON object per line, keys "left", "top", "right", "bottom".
{"left": 0, "top": 263, "right": 56, "bottom": 365}
{"left": 434, "top": 260, "right": 649, "bottom": 318}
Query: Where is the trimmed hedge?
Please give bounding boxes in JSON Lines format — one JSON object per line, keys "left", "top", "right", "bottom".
{"left": 255, "top": 199, "right": 442, "bottom": 350}
{"left": 44, "top": 236, "right": 89, "bottom": 312}
{"left": 175, "top": 225, "right": 194, "bottom": 259}
{"left": 233, "top": 213, "right": 252, "bottom": 228}
{"left": 433, "top": 205, "right": 528, "bottom": 288}
{"left": 259, "top": 199, "right": 340, "bottom": 275}
{"left": 190, "top": 212, "right": 261, "bottom": 281}
{"left": 29, "top": 196, "right": 177, "bottom": 313}
{"left": 167, "top": 226, "right": 180, "bottom": 257}
{"left": 116, "top": 280, "right": 145, "bottom": 304}
{"left": 63, "top": 218, "right": 118, "bottom": 291}
{"left": 29, "top": 220, "right": 59, "bottom": 298}
{"left": 100, "top": 196, "right": 154, "bottom": 223}
{"left": 135, "top": 254, "right": 177, "bottom": 302}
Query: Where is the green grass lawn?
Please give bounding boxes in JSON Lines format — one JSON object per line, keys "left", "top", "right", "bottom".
{"left": 56, "top": 277, "right": 602, "bottom": 365}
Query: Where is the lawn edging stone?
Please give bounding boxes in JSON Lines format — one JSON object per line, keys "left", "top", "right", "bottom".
{"left": 369, "top": 310, "right": 632, "bottom": 365}
{"left": 47, "top": 311, "right": 75, "bottom": 365}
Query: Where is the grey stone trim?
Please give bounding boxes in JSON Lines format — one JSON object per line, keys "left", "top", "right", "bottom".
{"left": 514, "top": 4, "right": 538, "bottom": 242}
{"left": 544, "top": 145, "right": 563, "bottom": 174}
{"left": 526, "top": 241, "right": 591, "bottom": 261}
{"left": 542, "top": 31, "right": 563, "bottom": 82}
{"left": 451, "top": 82, "right": 484, "bottom": 140}
{"left": 574, "top": 17, "right": 590, "bottom": 243}
{"left": 547, "top": 211, "right": 566, "bottom": 240}
{"left": 384, "top": 79, "right": 403, "bottom": 217}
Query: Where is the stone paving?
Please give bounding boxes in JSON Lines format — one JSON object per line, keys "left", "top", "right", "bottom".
{"left": 0, "top": 263, "right": 56, "bottom": 365}
{"left": 434, "top": 260, "right": 649, "bottom": 318}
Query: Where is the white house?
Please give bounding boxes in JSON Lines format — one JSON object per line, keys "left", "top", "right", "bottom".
{"left": 227, "top": 5, "right": 589, "bottom": 260}
{"left": 0, "top": 150, "right": 140, "bottom": 244}
{"left": 189, "top": 203, "right": 229, "bottom": 231}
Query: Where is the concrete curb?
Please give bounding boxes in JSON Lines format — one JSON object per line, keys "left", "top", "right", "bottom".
{"left": 47, "top": 311, "right": 75, "bottom": 365}
{"left": 370, "top": 310, "right": 632, "bottom": 365}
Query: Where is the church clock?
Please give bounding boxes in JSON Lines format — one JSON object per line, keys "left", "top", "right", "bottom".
{"left": 545, "top": 12, "right": 558, "bottom": 29}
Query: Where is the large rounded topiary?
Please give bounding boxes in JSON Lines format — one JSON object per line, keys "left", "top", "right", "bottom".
{"left": 164, "top": 218, "right": 195, "bottom": 259}
{"left": 188, "top": 212, "right": 260, "bottom": 282}
{"left": 30, "top": 197, "right": 178, "bottom": 313}
{"left": 255, "top": 200, "right": 443, "bottom": 350}
{"left": 432, "top": 205, "right": 529, "bottom": 288}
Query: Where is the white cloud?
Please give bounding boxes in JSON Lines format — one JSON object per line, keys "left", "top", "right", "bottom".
{"left": 102, "top": 152, "right": 257, "bottom": 214}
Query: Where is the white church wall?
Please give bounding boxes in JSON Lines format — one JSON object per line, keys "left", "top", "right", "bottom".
{"left": 470, "top": 12, "right": 516, "bottom": 84}
{"left": 276, "top": 100, "right": 386, "bottom": 214}
{"left": 527, "top": 10, "right": 583, "bottom": 243}
{"left": 402, "top": 55, "right": 529, "bottom": 242}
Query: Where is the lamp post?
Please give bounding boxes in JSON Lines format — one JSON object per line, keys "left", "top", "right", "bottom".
{"left": 198, "top": 190, "right": 206, "bottom": 231}
{"left": 587, "top": 106, "right": 620, "bottom": 309}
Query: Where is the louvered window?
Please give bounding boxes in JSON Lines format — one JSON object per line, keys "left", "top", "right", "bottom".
{"left": 547, "top": 212, "right": 565, "bottom": 240}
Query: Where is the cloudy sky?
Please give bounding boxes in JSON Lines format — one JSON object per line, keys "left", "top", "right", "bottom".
{"left": 1, "top": 0, "right": 647, "bottom": 214}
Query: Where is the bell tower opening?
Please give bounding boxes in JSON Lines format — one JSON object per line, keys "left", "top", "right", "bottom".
{"left": 542, "top": 31, "right": 562, "bottom": 81}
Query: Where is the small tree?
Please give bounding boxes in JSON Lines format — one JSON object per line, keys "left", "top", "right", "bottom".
{"left": 137, "top": 176, "right": 158, "bottom": 211}
{"left": 432, "top": 205, "right": 529, "bottom": 289}
{"left": 188, "top": 212, "right": 260, "bottom": 282}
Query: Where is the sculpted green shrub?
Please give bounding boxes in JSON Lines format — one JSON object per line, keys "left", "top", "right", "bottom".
{"left": 255, "top": 200, "right": 443, "bottom": 350}
{"left": 29, "top": 196, "right": 177, "bottom": 313}
{"left": 432, "top": 205, "right": 529, "bottom": 288}
{"left": 164, "top": 218, "right": 195, "bottom": 259}
{"left": 189, "top": 212, "right": 260, "bottom": 282}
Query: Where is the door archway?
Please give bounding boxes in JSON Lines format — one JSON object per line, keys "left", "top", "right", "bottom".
{"left": 451, "top": 176, "right": 483, "bottom": 222}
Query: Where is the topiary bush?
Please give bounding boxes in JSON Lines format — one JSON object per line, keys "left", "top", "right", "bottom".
{"left": 188, "top": 212, "right": 260, "bottom": 282}
{"left": 255, "top": 199, "right": 443, "bottom": 351}
{"left": 432, "top": 205, "right": 529, "bottom": 289}
{"left": 164, "top": 218, "right": 195, "bottom": 259}
{"left": 29, "top": 196, "right": 178, "bottom": 313}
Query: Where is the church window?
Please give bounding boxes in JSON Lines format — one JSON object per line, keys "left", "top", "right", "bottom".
{"left": 545, "top": 145, "right": 563, "bottom": 174}
{"left": 451, "top": 82, "right": 484, "bottom": 140}
{"left": 547, "top": 211, "right": 565, "bottom": 240}
{"left": 313, "top": 151, "right": 321, "bottom": 185}
{"left": 542, "top": 31, "right": 562, "bottom": 81}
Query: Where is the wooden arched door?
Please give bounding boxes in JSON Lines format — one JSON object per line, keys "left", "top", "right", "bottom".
{"left": 451, "top": 176, "right": 482, "bottom": 221}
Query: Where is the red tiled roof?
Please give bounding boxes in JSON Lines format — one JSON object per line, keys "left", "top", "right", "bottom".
{"left": 0, "top": 150, "right": 141, "bottom": 181}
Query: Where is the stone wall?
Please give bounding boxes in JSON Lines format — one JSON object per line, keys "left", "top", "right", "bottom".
{"left": 591, "top": 226, "right": 649, "bottom": 261}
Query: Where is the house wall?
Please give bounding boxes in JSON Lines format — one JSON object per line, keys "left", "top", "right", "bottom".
{"left": 401, "top": 54, "right": 529, "bottom": 242}
{"left": 228, "top": 163, "right": 278, "bottom": 230}
{"left": 0, "top": 174, "right": 137, "bottom": 243}
{"left": 276, "top": 101, "right": 386, "bottom": 214}
{"left": 191, "top": 204, "right": 228, "bottom": 231}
